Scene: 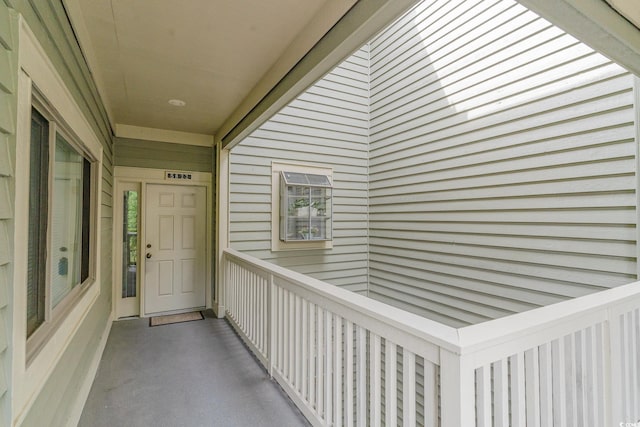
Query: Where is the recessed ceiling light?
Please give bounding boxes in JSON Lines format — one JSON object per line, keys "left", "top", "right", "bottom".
{"left": 168, "top": 99, "right": 186, "bottom": 107}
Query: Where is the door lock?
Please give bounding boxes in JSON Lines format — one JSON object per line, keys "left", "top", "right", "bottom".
{"left": 146, "top": 253, "right": 152, "bottom": 259}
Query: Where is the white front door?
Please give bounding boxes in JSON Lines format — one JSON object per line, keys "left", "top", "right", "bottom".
{"left": 144, "top": 184, "right": 207, "bottom": 315}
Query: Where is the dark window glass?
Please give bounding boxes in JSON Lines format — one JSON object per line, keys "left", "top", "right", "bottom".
{"left": 81, "top": 158, "right": 91, "bottom": 282}
{"left": 122, "top": 191, "right": 138, "bottom": 298}
{"left": 27, "top": 108, "right": 49, "bottom": 337}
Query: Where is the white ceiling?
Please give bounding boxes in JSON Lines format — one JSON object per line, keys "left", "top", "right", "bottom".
{"left": 66, "top": 0, "right": 351, "bottom": 136}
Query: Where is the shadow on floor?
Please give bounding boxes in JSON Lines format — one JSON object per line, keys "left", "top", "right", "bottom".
{"left": 79, "top": 310, "right": 309, "bottom": 427}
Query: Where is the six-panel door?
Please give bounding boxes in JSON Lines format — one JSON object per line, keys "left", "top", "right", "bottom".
{"left": 144, "top": 184, "right": 206, "bottom": 315}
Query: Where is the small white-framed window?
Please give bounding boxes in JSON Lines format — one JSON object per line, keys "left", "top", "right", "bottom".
{"left": 271, "top": 161, "right": 333, "bottom": 251}
{"left": 25, "top": 89, "right": 98, "bottom": 357}
{"left": 279, "top": 171, "right": 333, "bottom": 242}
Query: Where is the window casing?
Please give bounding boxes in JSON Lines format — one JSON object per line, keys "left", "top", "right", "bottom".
{"left": 26, "top": 91, "right": 97, "bottom": 352}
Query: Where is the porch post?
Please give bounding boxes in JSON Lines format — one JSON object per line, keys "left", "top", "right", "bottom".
{"left": 214, "top": 141, "right": 230, "bottom": 318}
{"left": 439, "top": 348, "right": 476, "bottom": 427}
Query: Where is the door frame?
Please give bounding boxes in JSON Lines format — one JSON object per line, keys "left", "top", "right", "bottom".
{"left": 113, "top": 166, "right": 213, "bottom": 319}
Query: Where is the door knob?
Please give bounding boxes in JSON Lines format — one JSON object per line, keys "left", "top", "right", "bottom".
{"left": 146, "top": 253, "right": 152, "bottom": 259}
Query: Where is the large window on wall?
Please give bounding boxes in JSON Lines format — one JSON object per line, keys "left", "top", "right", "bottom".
{"left": 26, "top": 92, "right": 96, "bottom": 345}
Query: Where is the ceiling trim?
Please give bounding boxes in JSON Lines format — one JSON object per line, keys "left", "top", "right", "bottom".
{"left": 219, "top": 0, "right": 420, "bottom": 149}
{"left": 115, "top": 124, "right": 214, "bottom": 147}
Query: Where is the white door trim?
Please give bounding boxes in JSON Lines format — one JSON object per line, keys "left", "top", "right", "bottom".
{"left": 113, "top": 166, "right": 213, "bottom": 318}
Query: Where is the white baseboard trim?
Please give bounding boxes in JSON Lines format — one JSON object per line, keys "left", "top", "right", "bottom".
{"left": 66, "top": 312, "right": 113, "bottom": 427}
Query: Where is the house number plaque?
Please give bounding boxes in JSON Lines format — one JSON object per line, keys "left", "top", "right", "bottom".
{"left": 165, "top": 171, "right": 193, "bottom": 180}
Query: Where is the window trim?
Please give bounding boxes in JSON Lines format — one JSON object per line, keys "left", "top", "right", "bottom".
{"left": 13, "top": 19, "right": 104, "bottom": 424}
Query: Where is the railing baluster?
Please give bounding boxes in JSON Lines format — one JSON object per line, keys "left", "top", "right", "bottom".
{"left": 370, "top": 333, "right": 381, "bottom": 427}
{"left": 302, "top": 298, "right": 308, "bottom": 399}
{"left": 594, "top": 324, "right": 605, "bottom": 427}
{"left": 402, "top": 350, "right": 416, "bottom": 427}
{"left": 577, "top": 329, "right": 588, "bottom": 427}
{"left": 356, "top": 326, "right": 366, "bottom": 427}
{"left": 630, "top": 309, "right": 640, "bottom": 420}
{"left": 585, "top": 326, "right": 596, "bottom": 427}
{"left": 385, "top": 341, "right": 397, "bottom": 427}
{"left": 476, "top": 365, "right": 491, "bottom": 427}
{"left": 566, "top": 334, "right": 577, "bottom": 426}
{"left": 525, "top": 348, "right": 541, "bottom": 427}
{"left": 284, "top": 289, "right": 291, "bottom": 381}
{"left": 345, "top": 320, "right": 354, "bottom": 427}
{"left": 539, "top": 342, "right": 554, "bottom": 427}
{"left": 316, "top": 307, "right": 324, "bottom": 417}
{"left": 630, "top": 311, "right": 636, "bottom": 419}
{"left": 334, "top": 315, "right": 343, "bottom": 427}
{"left": 276, "top": 285, "right": 282, "bottom": 373}
{"left": 295, "top": 295, "right": 302, "bottom": 392}
{"left": 239, "top": 263, "right": 242, "bottom": 322}
{"left": 308, "top": 302, "right": 316, "bottom": 410}
{"left": 629, "top": 309, "right": 640, "bottom": 420}
{"left": 325, "top": 311, "right": 333, "bottom": 426}
{"left": 268, "top": 274, "right": 274, "bottom": 376}
{"left": 552, "top": 338, "right": 567, "bottom": 427}
{"left": 241, "top": 268, "right": 246, "bottom": 330}
{"left": 493, "top": 359, "right": 509, "bottom": 427}
{"left": 264, "top": 274, "right": 269, "bottom": 357}
{"left": 510, "top": 353, "right": 526, "bottom": 427}
{"left": 289, "top": 291, "right": 295, "bottom": 382}
{"left": 424, "top": 360, "right": 437, "bottom": 427}
{"left": 249, "top": 269, "right": 252, "bottom": 337}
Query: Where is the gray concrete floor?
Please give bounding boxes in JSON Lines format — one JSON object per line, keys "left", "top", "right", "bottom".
{"left": 79, "top": 310, "right": 309, "bottom": 427}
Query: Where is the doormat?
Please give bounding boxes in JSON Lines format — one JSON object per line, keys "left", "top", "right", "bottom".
{"left": 149, "top": 311, "right": 204, "bottom": 327}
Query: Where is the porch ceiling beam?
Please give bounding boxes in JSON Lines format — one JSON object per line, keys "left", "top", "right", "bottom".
{"left": 515, "top": 0, "right": 640, "bottom": 77}
{"left": 218, "top": 0, "right": 419, "bottom": 149}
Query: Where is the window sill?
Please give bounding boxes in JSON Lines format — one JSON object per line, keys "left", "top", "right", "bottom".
{"left": 25, "top": 278, "right": 97, "bottom": 366}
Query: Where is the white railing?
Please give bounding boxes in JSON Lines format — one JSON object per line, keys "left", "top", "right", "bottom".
{"left": 222, "top": 248, "right": 640, "bottom": 426}
{"left": 458, "top": 284, "right": 640, "bottom": 427}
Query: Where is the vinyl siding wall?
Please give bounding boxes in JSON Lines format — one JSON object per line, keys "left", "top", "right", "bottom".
{"left": 0, "top": 3, "right": 18, "bottom": 425}
{"left": 230, "top": 47, "right": 370, "bottom": 293}
{"left": 114, "top": 137, "right": 214, "bottom": 173}
{"left": 368, "top": 0, "right": 638, "bottom": 327}
{"left": 9, "top": 0, "right": 114, "bottom": 425}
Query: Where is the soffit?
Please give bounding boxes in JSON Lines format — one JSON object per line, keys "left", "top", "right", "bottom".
{"left": 67, "top": 0, "right": 335, "bottom": 135}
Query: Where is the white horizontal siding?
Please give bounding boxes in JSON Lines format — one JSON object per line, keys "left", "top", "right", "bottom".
{"left": 368, "top": 0, "right": 637, "bottom": 326}
{"left": 230, "top": 48, "right": 370, "bottom": 293}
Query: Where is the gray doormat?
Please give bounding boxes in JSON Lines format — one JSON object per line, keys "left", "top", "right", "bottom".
{"left": 149, "top": 311, "right": 204, "bottom": 327}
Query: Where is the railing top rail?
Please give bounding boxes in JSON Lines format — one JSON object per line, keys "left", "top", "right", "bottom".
{"left": 224, "top": 248, "right": 461, "bottom": 352}
{"left": 458, "top": 280, "right": 640, "bottom": 354}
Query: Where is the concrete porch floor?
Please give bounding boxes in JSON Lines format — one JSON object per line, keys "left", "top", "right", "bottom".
{"left": 79, "top": 310, "right": 309, "bottom": 427}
